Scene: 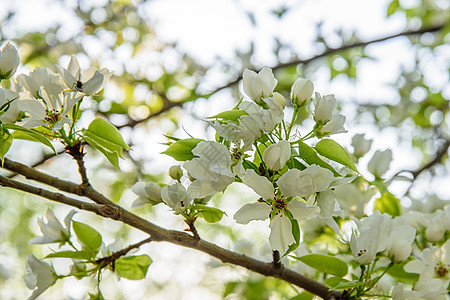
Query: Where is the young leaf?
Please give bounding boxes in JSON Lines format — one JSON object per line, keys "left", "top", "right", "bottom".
{"left": 281, "top": 211, "right": 301, "bottom": 259}
{"left": 0, "top": 128, "right": 12, "bottom": 163}
{"left": 292, "top": 254, "right": 348, "bottom": 277}
{"left": 72, "top": 221, "right": 102, "bottom": 251}
{"left": 83, "top": 135, "right": 120, "bottom": 169}
{"left": 4, "top": 124, "right": 56, "bottom": 153}
{"left": 161, "top": 138, "right": 203, "bottom": 161}
{"left": 325, "top": 277, "right": 364, "bottom": 290}
{"left": 314, "top": 139, "right": 358, "bottom": 172}
{"left": 194, "top": 204, "right": 225, "bottom": 223}
{"left": 297, "top": 141, "right": 339, "bottom": 176}
{"left": 45, "top": 250, "right": 94, "bottom": 260}
{"left": 374, "top": 192, "right": 402, "bottom": 216}
{"left": 207, "top": 109, "right": 247, "bottom": 121}
{"left": 115, "top": 255, "right": 152, "bottom": 280}
{"left": 387, "top": 261, "right": 419, "bottom": 282}
{"left": 85, "top": 118, "right": 131, "bottom": 151}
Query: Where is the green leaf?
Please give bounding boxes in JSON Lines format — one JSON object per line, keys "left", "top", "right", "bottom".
{"left": 83, "top": 135, "right": 120, "bottom": 169}
{"left": 72, "top": 221, "right": 102, "bottom": 251}
{"left": 45, "top": 250, "right": 94, "bottom": 260}
{"left": 281, "top": 211, "right": 301, "bottom": 259}
{"left": 286, "top": 157, "right": 306, "bottom": 171}
{"left": 387, "top": 0, "right": 399, "bottom": 16}
{"left": 374, "top": 192, "right": 402, "bottom": 216}
{"left": 4, "top": 124, "right": 56, "bottom": 153}
{"left": 115, "top": 255, "right": 152, "bottom": 280}
{"left": 194, "top": 204, "right": 225, "bottom": 223}
{"left": 387, "top": 261, "right": 419, "bottom": 282}
{"left": 85, "top": 118, "right": 131, "bottom": 151}
{"left": 297, "top": 141, "right": 339, "bottom": 176}
{"left": 289, "top": 292, "right": 314, "bottom": 300}
{"left": 207, "top": 109, "right": 247, "bottom": 121}
{"left": 314, "top": 139, "right": 358, "bottom": 172}
{"left": 292, "top": 254, "right": 348, "bottom": 277}
{"left": 325, "top": 277, "right": 364, "bottom": 290}
{"left": 161, "top": 138, "right": 203, "bottom": 161}
{"left": 242, "top": 159, "right": 259, "bottom": 173}
{"left": 0, "top": 128, "right": 12, "bottom": 163}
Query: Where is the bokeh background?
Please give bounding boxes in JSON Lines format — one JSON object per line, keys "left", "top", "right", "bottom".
{"left": 0, "top": 0, "right": 449, "bottom": 299}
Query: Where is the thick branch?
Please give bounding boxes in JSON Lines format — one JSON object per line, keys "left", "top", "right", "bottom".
{"left": 0, "top": 159, "right": 341, "bottom": 299}
{"left": 0, "top": 175, "right": 100, "bottom": 213}
{"left": 2, "top": 157, "right": 114, "bottom": 206}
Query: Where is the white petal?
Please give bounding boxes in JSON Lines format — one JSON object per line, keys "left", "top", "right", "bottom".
{"left": 287, "top": 200, "right": 320, "bottom": 220}
{"left": 262, "top": 140, "right": 290, "bottom": 170}
{"left": 269, "top": 214, "right": 295, "bottom": 253}
{"left": 233, "top": 202, "right": 271, "bottom": 224}
{"left": 403, "top": 259, "right": 426, "bottom": 274}
{"left": 277, "top": 169, "right": 301, "bottom": 197}
{"left": 240, "top": 169, "right": 274, "bottom": 200}
{"left": 82, "top": 70, "right": 104, "bottom": 94}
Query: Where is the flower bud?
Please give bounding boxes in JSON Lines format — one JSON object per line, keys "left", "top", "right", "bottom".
{"left": 131, "top": 182, "right": 162, "bottom": 208}
{"left": 272, "top": 92, "right": 286, "bottom": 108}
{"left": 313, "top": 93, "right": 336, "bottom": 123}
{"left": 0, "top": 42, "right": 20, "bottom": 80}
{"left": 262, "top": 140, "right": 291, "bottom": 170}
{"left": 169, "top": 165, "right": 183, "bottom": 181}
{"left": 367, "top": 149, "right": 392, "bottom": 178}
{"left": 351, "top": 134, "right": 372, "bottom": 158}
{"left": 291, "top": 78, "right": 314, "bottom": 106}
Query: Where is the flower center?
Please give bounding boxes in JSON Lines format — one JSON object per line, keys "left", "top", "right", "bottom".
{"left": 435, "top": 264, "right": 449, "bottom": 278}
{"left": 44, "top": 109, "right": 61, "bottom": 125}
{"left": 357, "top": 249, "right": 367, "bottom": 257}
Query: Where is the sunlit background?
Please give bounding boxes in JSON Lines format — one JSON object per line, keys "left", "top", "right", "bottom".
{"left": 0, "top": 0, "right": 449, "bottom": 298}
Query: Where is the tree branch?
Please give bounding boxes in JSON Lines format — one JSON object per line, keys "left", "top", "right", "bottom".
{"left": 0, "top": 175, "right": 100, "bottom": 213}
{"left": 118, "top": 23, "right": 446, "bottom": 129}
{"left": 0, "top": 158, "right": 342, "bottom": 299}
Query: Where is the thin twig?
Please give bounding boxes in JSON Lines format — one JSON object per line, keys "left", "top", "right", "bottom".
{"left": 66, "top": 142, "right": 90, "bottom": 187}
{"left": 95, "top": 237, "right": 153, "bottom": 270}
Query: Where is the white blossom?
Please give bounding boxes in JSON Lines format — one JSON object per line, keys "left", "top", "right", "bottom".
{"left": 29, "top": 209, "right": 75, "bottom": 245}
{"left": 318, "top": 113, "right": 347, "bottom": 137}
{"left": 368, "top": 149, "right": 392, "bottom": 178}
{"left": 57, "top": 56, "right": 112, "bottom": 95}
{"left": 17, "top": 83, "right": 83, "bottom": 129}
{"left": 242, "top": 67, "right": 277, "bottom": 101}
{"left": 290, "top": 78, "right": 314, "bottom": 106}
{"left": 234, "top": 169, "right": 320, "bottom": 253}
{"left": 24, "top": 255, "right": 57, "bottom": 300}
{"left": 351, "top": 134, "right": 372, "bottom": 158}
{"left": 131, "top": 181, "right": 162, "bottom": 208}
{"left": 0, "top": 42, "right": 20, "bottom": 79}
{"left": 161, "top": 183, "right": 192, "bottom": 214}
{"left": 262, "top": 140, "right": 291, "bottom": 170}
{"left": 385, "top": 221, "right": 416, "bottom": 263}
{"left": 184, "top": 141, "right": 234, "bottom": 199}
{"left": 350, "top": 212, "right": 391, "bottom": 264}
{"left": 313, "top": 92, "right": 336, "bottom": 123}
{"left": 276, "top": 165, "right": 334, "bottom": 199}
{"left": 0, "top": 88, "right": 20, "bottom": 123}
{"left": 16, "top": 67, "right": 63, "bottom": 98}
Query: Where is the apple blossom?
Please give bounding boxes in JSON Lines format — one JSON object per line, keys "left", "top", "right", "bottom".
{"left": 262, "top": 140, "right": 291, "bottom": 170}
{"left": 161, "top": 183, "right": 192, "bottom": 214}
{"left": 184, "top": 141, "right": 234, "bottom": 198}
{"left": 242, "top": 67, "right": 277, "bottom": 101}
{"left": 131, "top": 181, "right": 162, "bottom": 208}
{"left": 290, "top": 78, "right": 314, "bottom": 106}
{"left": 234, "top": 169, "right": 320, "bottom": 253}
{"left": 368, "top": 149, "right": 392, "bottom": 178}
{"left": 313, "top": 92, "right": 336, "bottom": 123}
{"left": 0, "top": 42, "right": 20, "bottom": 80}
{"left": 351, "top": 133, "right": 372, "bottom": 158}
{"left": 350, "top": 212, "right": 391, "bottom": 264}
{"left": 24, "top": 255, "right": 57, "bottom": 300}
{"left": 317, "top": 113, "right": 347, "bottom": 137}
{"left": 29, "top": 209, "right": 75, "bottom": 245}
{"left": 57, "top": 56, "right": 112, "bottom": 95}
{"left": 0, "top": 88, "right": 20, "bottom": 123}
{"left": 16, "top": 67, "right": 63, "bottom": 98}
{"left": 385, "top": 221, "right": 416, "bottom": 262}
{"left": 17, "top": 84, "right": 84, "bottom": 129}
